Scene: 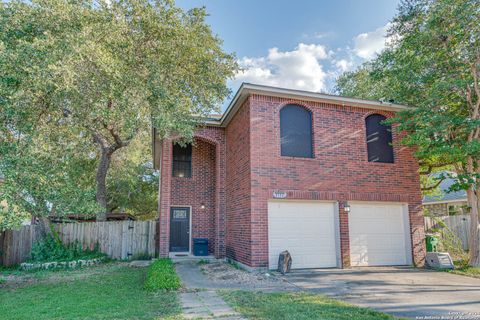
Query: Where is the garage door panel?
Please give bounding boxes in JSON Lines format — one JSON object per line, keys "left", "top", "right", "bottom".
{"left": 349, "top": 203, "right": 410, "bottom": 267}
{"left": 268, "top": 201, "right": 337, "bottom": 269}
{"left": 350, "top": 219, "right": 405, "bottom": 234}
{"left": 269, "top": 222, "right": 334, "bottom": 235}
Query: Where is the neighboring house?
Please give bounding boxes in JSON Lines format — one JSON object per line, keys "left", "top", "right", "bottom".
{"left": 423, "top": 176, "right": 468, "bottom": 216}
{"left": 153, "top": 83, "right": 425, "bottom": 270}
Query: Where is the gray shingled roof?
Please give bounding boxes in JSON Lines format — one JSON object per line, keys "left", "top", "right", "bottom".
{"left": 423, "top": 176, "right": 467, "bottom": 203}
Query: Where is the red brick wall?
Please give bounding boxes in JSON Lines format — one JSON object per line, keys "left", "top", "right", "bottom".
{"left": 225, "top": 100, "right": 252, "bottom": 265}
{"left": 159, "top": 92, "right": 425, "bottom": 268}
{"left": 158, "top": 127, "right": 226, "bottom": 258}
{"left": 171, "top": 139, "right": 216, "bottom": 253}
{"left": 247, "top": 94, "right": 425, "bottom": 268}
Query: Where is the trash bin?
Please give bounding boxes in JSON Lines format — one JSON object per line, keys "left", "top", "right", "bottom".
{"left": 193, "top": 238, "right": 209, "bottom": 256}
{"left": 426, "top": 235, "right": 438, "bottom": 252}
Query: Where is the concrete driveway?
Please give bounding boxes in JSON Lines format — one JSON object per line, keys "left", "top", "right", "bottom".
{"left": 282, "top": 267, "right": 480, "bottom": 319}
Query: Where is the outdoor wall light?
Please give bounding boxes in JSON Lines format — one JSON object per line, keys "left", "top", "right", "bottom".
{"left": 344, "top": 203, "right": 351, "bottom": 213}
{"left": 200, "top": 204, "right": 206, "bottom": 210}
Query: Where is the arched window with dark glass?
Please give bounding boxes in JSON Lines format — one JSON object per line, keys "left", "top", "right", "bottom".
{"left": 280, "top": 104, "right": 313, "bottom": 158}
{"left": 365, "top": 114, "right": 394, "bottom": 163}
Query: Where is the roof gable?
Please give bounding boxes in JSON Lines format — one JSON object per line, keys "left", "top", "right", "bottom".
{"left": 205, "top": 83, "right": 412, "bottom": 127}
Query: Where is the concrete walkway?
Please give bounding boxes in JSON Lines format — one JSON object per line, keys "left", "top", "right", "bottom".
{"left": 175, "top": 260, "right": 256, "bottom": 319}
{"left": 179, "top": 290, "right": 243, "bottom": 319}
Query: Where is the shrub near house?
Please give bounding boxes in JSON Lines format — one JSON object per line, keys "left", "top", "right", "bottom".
{"left": 144, "top": 259, "right": 181, "bottom": 291}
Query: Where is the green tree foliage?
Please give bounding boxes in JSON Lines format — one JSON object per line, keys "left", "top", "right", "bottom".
{"left": 0, "top": 123, "right": 99, "bottom": 231}
{"left": 0, "top": 0, "right": 237, "bottom": 223}
{"left": 336, "top": 0, "right": 480, "bottom": 266}
{"left": 107, "top": 131, "right": 159, "bottom": 218}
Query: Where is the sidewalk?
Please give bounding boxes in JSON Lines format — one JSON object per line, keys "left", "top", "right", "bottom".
{"left": 174, "top": 260, "right": 294, "bottom": 319}
{"left": 180, "top": 290, "right": 243, "bottom": 319}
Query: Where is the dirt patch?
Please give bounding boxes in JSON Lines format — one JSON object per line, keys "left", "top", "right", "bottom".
{"left": 200, "top": 262, "right": 286, "bottom": 286}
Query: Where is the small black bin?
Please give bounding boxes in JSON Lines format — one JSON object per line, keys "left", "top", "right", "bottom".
{"left": 193, "top": 238, "right": 209, "bottom": 256}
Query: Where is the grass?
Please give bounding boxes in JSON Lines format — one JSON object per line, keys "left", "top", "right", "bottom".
{"left": 448, "top": 265, "right": 480, "bottom": 279}
{"left": 439, "top": 260, "right": 480, "bottom": 279}
{"left": 227, "top": 259, "right": 241, "bottom": 270}
{"left": 197, "top": 259, "right": 210, "bottom": 265}
{"left": 144, "top": 259, "right": 181, "bottom": 291}
{"left": 0, "top": 262, "right": 181, "bottom": 320}
{"left": 220, "top": 291, "right": 398, "bottom": 320}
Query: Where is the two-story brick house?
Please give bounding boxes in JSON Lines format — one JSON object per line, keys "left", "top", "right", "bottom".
{"left": 153, "top": 83, "right": 426, "bottom": 270}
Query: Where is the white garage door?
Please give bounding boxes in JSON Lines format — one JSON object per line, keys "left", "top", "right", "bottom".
{"left": 268, "top": 201, "right": 338, "bottom": 269}
{"left": 349, "top": 203, "right": 411, "bottom": 266}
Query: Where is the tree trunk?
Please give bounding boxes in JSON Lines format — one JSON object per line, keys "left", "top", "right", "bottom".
{"left": 467, "top": 187, "right": 480, "bottom": 267}
{"left": 465, "top": 155, "right": 480, "bottom": 267}
{"left": 36, "top": 216, "right": 52, "bottom": 238}
{"left": 96, "top": 149, "right": 112, "bottom": 221}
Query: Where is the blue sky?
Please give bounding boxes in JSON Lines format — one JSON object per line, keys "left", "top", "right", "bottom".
{"left": 176, "top": 0, "right": 400, "bottom": 106}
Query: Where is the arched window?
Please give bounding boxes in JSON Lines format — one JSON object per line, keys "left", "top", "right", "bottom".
{"left": 172, "top": 143, "right": 192, "bottom": 177}
{"left": 280, "top": 104, "right": 313, "bottom": 158}
{"left": 365, "top": 114, "right": 394, "bottom": 163}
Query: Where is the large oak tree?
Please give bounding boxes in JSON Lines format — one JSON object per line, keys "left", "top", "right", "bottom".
{"left": 0, "top": 0, "right": 237, "bottom": 222}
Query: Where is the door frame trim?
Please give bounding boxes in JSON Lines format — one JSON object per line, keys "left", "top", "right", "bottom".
{"left": 169, "top": 206, "right": 192, "bottom": 254}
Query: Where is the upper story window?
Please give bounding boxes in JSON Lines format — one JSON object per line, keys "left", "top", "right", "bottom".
{"left": 365, "top": 114, "right": 394, "bottom": 163}
{"left": 172, "top": 143, "right": 192, "bottom": 177}
{"left": 280, "top": 104, "right": 313, "bottom": 158}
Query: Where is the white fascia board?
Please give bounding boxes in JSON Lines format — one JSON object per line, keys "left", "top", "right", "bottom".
{"left": 207, "top": 83, "right": 412, "bottom": 128}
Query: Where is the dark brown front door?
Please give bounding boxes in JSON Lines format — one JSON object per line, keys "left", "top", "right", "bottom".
{"left": 170, "top": 207, "right": 190, "bottom": 252}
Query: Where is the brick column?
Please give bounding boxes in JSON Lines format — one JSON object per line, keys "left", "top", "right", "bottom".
{"left": 339, "top": 201, "right": 351, "bottom": 268}
{"left": 215, "top": 141, "right": 227, "bottom": 258}
{"left": 158, "top": 139, "right": 172, "bottom": 257}
{"left": 409, "top": 199, "right": 426, "bottom": 267}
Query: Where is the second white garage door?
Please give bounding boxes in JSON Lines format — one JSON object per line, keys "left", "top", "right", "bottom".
{"left": 349, "top": 202, "right": 412, "bottom": 266}
{"left": 268, "top": 201, "right": 338, "bottom": 269}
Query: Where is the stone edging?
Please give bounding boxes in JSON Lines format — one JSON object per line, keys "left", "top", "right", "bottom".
{"left": 20, "top": 257, "right": 105, "bottom": 270}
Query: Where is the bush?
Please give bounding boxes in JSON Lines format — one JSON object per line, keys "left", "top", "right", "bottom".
{"left": 30, "top": 233, "right": 104, "bottom": 263}
{"left": 144, "top": 259, "right": 181, "bottom": 291}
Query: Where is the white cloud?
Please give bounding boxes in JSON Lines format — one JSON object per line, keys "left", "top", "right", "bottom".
{"left": 235, "top": 43, "right": 329, "bottom": 92}
{"left": 231, "top": 24, "right": 391, "bottom": 94}
{"left": 353, "top": 23, "right": 391, "bottom": 59}
{"left": 334, "top": 59, "right": 353, "bottom": 72}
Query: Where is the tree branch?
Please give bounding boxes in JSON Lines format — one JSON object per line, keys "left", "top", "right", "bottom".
{"left": 92, "top": 131, "right": 109, "bottom": 149}
{"left": 421, "top": 177, "right": 446, "bottom": 191}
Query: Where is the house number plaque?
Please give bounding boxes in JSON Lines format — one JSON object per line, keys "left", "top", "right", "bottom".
{"left": 273, "top": 191, "right": 287, "bottom": 199}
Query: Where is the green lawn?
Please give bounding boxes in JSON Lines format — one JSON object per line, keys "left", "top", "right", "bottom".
{"left": 220, "top": 290, "right": 398, "bottom": 320}
{"left": 0, "top": 262, "right": 181, "bottom": 320}
{"left": 448, "top": 266, "right": 480, "bottom": 279}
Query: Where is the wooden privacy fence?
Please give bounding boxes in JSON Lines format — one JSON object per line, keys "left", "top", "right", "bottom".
{"left": 0, "top": 225, "right": 38, "bottom": 267}
{"left": 424, "top": 215, "right": 471, "bottom": 251}
{"left": 0, "top": 220, "right": 157, "bottom": 266}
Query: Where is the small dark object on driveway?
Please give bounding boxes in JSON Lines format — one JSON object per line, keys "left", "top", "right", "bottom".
{"left": 278, "top": 250, "right": 292, "bottom": 274}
